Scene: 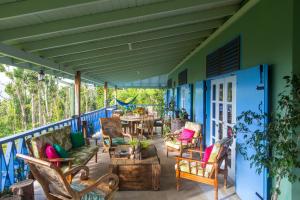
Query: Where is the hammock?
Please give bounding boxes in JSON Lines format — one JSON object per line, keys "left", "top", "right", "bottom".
{"left": 116, "top": 95, "right": 137, "bottom": 107}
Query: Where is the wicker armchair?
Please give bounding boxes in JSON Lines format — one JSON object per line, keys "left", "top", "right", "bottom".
{"left": 165, "top": 122, "right": 202, "bottom": 157}
{"left": 17, "top": 154, "right": 119, "bottom": 200}
{"left": 175, "top": 138, "right": 231, "bottom": 200}
{"left": 100, "top": 117, "right": 132, "bottom": 152}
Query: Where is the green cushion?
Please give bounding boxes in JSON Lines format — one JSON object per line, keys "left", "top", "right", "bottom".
{"left": 71, "top": 132, "right": 85, "bottom": 148}
{"left": 53, "top": 143, "right": 69, "bottom": 158}
{"left": 68, "top": 145, "right": 99, "bottom": 165}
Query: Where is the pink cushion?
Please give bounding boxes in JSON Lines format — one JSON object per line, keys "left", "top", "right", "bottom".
{"left": 202, "top": 145, "right": 214, "bottom": 168}
{"left": 177, "top": 128, "right": 195, "bottom": 144}
{"left": 45, "top": 144, "right": 60, "bottom": 167}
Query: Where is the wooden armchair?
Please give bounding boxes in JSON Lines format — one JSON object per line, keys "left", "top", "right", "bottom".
{"left": 175, "top": 138, "right": 231, "bottom": 200}
{"left": 16, "top": 154, "right": 119, "bottom": 200}
{"left": 165, "top": 122, "right": 202, "bottom": 157}
{"left": 100, "top": 117, "right": 132, "bottom": 152}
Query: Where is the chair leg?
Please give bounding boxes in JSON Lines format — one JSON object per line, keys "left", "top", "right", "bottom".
{"left": 224, "top": 171, "right": 228, "bottom": 189}
{"left": 166, "top": 147, "right": 169, "bottom": 157}
{"left": 176, "top": 178, "right": 180, "bottom": 191}
{"left": 214, "top": 186, "right": 218, "bottom": 200}
{"left": 95, "top": 153, "right": 98, "bottom": 163}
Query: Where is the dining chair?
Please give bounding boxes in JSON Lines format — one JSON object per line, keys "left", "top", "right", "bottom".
{"left": 136, "top": 115, "right": 154, "bottom": 138}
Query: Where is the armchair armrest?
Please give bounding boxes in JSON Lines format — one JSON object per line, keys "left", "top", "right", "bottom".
{"left": 78, "top": 173, "right": 119, "bottom": 197}
{"left": 47, "top": 157, "right": 74, "bottom": 169}
{"left": 47, "top": 158, "right": 74, "bottom": 162}
{"left": 164, "top": 133, "right": 180, "bottom": 141}
{"left": 64, "top": 165, "right": 90, "bottom": 180}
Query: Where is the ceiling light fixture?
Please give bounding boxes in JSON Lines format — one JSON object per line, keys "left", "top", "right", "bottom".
{"left": 128, "top": 43, "right": 132, "bottom": 50}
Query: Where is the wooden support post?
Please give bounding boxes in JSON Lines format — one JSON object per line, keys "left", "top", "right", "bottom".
{"left": 114, "top": 85, "right": 117, "bottom": 106}
{"left": 70, "top": 84, "right": 75, "bottom": 117}
{"left": 75, "top": 71, "right": 81, "bottom": 128}
{"left": 104, "top": 82, "right": 108, "bottom": 108}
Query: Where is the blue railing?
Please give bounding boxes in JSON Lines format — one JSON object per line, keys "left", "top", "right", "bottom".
{"left": 0, "top": 105, "right": 116, "bottom": 191}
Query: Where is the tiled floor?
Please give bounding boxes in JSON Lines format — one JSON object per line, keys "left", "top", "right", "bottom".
{"left": 34, "top": 135, "right": 240, "bottom": 200}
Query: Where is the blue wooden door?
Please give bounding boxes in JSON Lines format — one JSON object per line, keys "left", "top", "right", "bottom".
{"left": 194, "top": 81, "right": 205, "bottom": 123}
{"left": 235, "top": 65, "right": 269, "bottom": 200}
{"left": 205, "top": 80, "right": 211, "bottom": 147}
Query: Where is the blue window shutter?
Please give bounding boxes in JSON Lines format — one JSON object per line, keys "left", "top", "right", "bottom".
{"left": 235, "top": 65, "right": 269, "bottom": 200}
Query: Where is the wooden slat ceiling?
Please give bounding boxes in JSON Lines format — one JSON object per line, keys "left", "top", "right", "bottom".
{"left": 0, "top": 0, "right": 242, "bottom": 87}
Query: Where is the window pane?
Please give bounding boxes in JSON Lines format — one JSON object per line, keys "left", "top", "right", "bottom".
{"left": 212, "top": 121, "right": 215, "bottom": 137}
{"left": 227, "top": 104, "right": 232, "bottom": 124}
{"left": 219, "top": 103, "right": 223, "bottom": 121}
{"left": 227, "top": 126, "right": 233, "bottom": 138}
{"left": 213, "top": 103, "right": 216, "bottom": 118}
{"left": 227, "top": 82, "right": 232, "bottom": 102}
{"left": 219, "top": 84, "right": 223, "bottom": 101}
{"left": 218, "top": 123, "right": 223, "bottom": 140}
{"left": 213, "top": 85, "right": 216, "bottom": 100}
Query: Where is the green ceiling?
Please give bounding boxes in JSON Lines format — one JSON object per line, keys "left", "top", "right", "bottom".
{"left": 0, "top": 0, "right": 242, "bottom": 87}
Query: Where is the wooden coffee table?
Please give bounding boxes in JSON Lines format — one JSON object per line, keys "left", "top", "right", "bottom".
{"left": 109, "top": 144, "right": 161, "bottom": 191}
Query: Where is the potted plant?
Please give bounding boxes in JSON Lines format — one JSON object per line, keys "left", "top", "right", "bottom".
{"left": 234, "top": 74, "right": 300, "bottom": 200}
{"left": 128, "top": 139, "right": 139, "bottom": 155}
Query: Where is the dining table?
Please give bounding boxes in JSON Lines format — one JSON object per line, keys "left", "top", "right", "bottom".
{"left": 120, "top": 115, "right": 160, "bottom": 135}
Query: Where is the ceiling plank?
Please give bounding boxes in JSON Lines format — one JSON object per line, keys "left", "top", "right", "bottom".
{"left": 78, "top": 50, "right": 189, "bottom": 72}
{"left": 38, "top": 23, "right": 215, "bottom": 59}
{"left": 1, "top": 5, "right": 238, "bottom": 43}
{"left": 67, "top": 43, "right": 195, "bottom": 68}
{"left": 81, "top": 53, "right": 185, "bottom": 73}
{"left": 0, "top": 0, "right": 101, "bottom": 19}
{"left": 61, "top": 40, "right": 198, "bottom": 65}
{"left": 0, "top": 43, "right": 102, "bottom": 85}
{"left": 91, "top": 65, "right": 174, "bottom": 82}
{"left": 24, "top": 19, "right": 220, "bottom": 53}
{"left": 0, "top": 0, "right": 239, "bottom": 41}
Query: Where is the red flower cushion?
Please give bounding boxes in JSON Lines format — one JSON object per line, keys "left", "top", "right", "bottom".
{"left": 202, "top": 144, "right": 214, "bottom": 168}
{"left": 177, "top": 128, "right": 195, "bottom": 144}
{"left": 45, "top": 144, "right": 61, "bottom": 167}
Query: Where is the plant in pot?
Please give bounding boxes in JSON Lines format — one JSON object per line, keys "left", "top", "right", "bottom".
{"left": 167, "top": 97, "right": 176, "bottom": 118}
{"left": 179, "top": 108, "right": 189, "bottom": 120}
{"left": 233, "top": 74, "right": 300, "bottom": 200}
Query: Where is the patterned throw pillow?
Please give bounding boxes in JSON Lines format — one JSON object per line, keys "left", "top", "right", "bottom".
{"left": 201, "top": 145, "right": 214, "bottom": 168}
{"left": 208, "top": 143, "right": 221, "bottom": 163}
{"left": 53, "top": 143, "right": 69, "bottom": 158}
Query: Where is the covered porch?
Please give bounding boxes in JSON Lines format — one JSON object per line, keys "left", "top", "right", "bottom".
{"left": 0, "top": 0, "right": 299, "bottom": 200}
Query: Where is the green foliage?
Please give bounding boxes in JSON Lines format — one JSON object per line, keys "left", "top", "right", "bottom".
{"left": 234, "top": 74, "right": 300, "bottom": 199}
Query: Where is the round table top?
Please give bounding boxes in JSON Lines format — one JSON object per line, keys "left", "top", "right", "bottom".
{"left": 120, "top": 115, "right": 160, "bottom": 122}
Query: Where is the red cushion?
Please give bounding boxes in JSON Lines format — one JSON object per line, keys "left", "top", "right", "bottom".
{"left": 177, "top": 129, "right": 195, "bottom": 144}
{"left": 202, "top": 145, "right": 214, "bottom": 168}
{"left": 45, "top": 144, "right": 61, "bottom": 167}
